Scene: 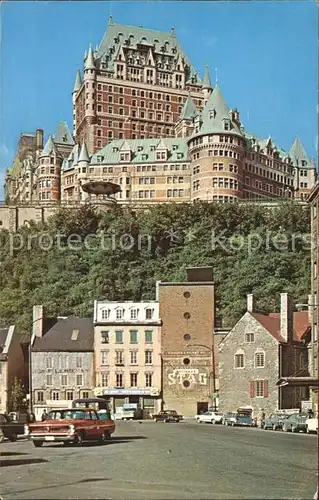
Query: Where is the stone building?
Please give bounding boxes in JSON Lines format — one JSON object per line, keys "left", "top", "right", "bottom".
{"left": 158, "top": 267, "right": 216, "bottom": 417}
{"left": 93, "top": 300, "right": 162, "bottom": 416}
{"left": 218, "top": 294, "right": 311, "bottom": 415}
{"left": 0, "top": 326, "right": 27, "bottom": 412}
{"left": 30, "top": 305, "right": 94, "bottom": 420}
{"left": 308, "top": 182, "right": 319, "bottom": 413}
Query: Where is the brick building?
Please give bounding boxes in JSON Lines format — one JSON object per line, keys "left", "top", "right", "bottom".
{"left": 157, "top": 267, "right": 216, "bottom": 417}
{"left": 218, "top": 294, "right": 311, "bottom": 416}
{"left": 93, "top": 300, "right": 162, "bottom": 416}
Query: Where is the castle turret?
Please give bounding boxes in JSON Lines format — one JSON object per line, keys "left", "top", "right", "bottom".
{"left": 202, "top": 65, "right": 213, "bottom": 103}
{"left": 77, "top": 141, "right": 90, "bottom": 201}
{"left": 83, "top": 45, "right": 97, "bottom": 152}
{"left": 72, "top": 70, "right": 82, "bottom": 137}
{"left": 188, "top": 85, "right": 244, "bottom": 203}
{"left": 289, "top": 137, "right": 317, "bottom": 199}
{"left": 175, "top": 95, "right": 198, "bottom": 138}
{"left": 37, "top": 136, "right": 62, "bottom": 202}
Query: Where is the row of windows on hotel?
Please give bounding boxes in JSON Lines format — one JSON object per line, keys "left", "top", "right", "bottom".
{"left": 94, "top": 84, "right": 199, "bottom": 105}
{"left": 137, "top": 189, "right": 185, "bottom": 198}
{"left": 192, "top": 150, "right": 241, "bottom": 161}
{"left": 100, "top": 349, "right": 154, "bottom": 365}
{"left": 64, "top": 165, "right": 189, "bottom": 182}
{"left": 101, "top": 308, "right": 154, "bottom": 320}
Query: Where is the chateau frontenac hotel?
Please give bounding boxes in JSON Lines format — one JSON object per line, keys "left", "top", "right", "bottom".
{"left": 3, "top": 18, "right": 316, "bottom": 228}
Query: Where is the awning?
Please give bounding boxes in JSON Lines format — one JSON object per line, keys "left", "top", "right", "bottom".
{"left": 276, "top": 377, "right": 319, "bottom": 388}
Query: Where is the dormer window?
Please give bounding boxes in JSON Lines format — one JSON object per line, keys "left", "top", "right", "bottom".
{"left": 116, "top": 308, "right": 124, "bottom": 319}
{"left": 101, "top": 309, "right": 110, "bottom": 320}
{"left": 141, "top": 154, "right": 148, "bottom": 160}
{"left": 62, "top": 134, "right": 68, "bottom": 143}
{"left": 172, "top": 145, "right": 178, "bottom": 151}
{"left": 145, "top": 308, "right": 153, "bottom": 319}
{"left": 97, "top": 155, "right": 104, "bottom": 162}
{"left": 113, "top": 147, "right": 118, "bottom": 153}
{"left": 209, "top": 109, "right": 216, "bottom": 119}
{"left": 150, "top": 145, "right": 155, "bottom": 151}
{"left": 223, "top": 119, "right": 231, "bottom": 131}
{"left": 137, "top": 146, "right": 143, "bottom": 152}
{"left": 177, "top": 153, "right": 183, "bottom": 159}
{"left": 130, "top": 308, "right": 139, "bottom": 320}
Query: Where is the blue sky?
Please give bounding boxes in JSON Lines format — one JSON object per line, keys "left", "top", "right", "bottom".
{"left": 0, "top": 1, "right": 317, "bottom": 198}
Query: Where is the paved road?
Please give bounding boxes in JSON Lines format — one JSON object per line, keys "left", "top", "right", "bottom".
{"left": 0, "top": 420, "right": 318, "bottom": 499}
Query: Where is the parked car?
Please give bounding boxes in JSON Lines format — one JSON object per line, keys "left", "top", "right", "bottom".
{"left": 153, "top": 410, "right": 182, "bottom": 422}
{"left": 222, "top": 412, "right": 238, "bottom": 426}
{"left": 263, "top": 413, "right": 291, "bottom": 431}
{"left": 282, "top": 413, "right": 308, "bottom": 433}
{"left": 196, "top": 411, "right": 223, "bottom": 424}
{"left": 0, "top": 413, "right": 25, "bottom": 442}
{"left": 306, "top": 417, "right": 318, "bottom": 434}
{"left": 25, "top": 408, "right": 115, "bottom": 447}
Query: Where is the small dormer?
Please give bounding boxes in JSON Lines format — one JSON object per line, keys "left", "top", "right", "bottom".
{"left": 129, "top": 306, "right": 139, "bottom": 320}
{"left": 145, "top": 307, "right": 154, "bottom": 320}
{"left": 115, "top": 306, "right": 125, "bottom": 320}
{"left": 209, "top": 109, "right": 216, "bottom": 119}
{"left": 222, "top": 118, "right": 231, "bottom": 131}
{"left": 137, "top": 146, "right": 143, "bottom": 152}
{"left": 156, "top": 139, "right": 168, "bottom": 161}
{"left": 101, "top": 308, "right": 110, "bottom": 320}
{"left": 120, "top": 141, "right": 132, "bottom": 162}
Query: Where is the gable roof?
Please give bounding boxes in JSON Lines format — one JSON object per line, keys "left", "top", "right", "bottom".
{"left": 54, "top": 122, "right": 75, "bottom": 146}
{"left": 32, "top": 318, "right": 94, "bottom": 352}
{"left": 252, "top": 311, "right": 310, "bottom": 343}
{"left": 40, "top": 135, "right": 60, "bottom": 158}
{"left": 289, "top": 137, "right": 312, "bottom": 168}
{"left": 95, "top": 20, "right": 201, "bottom": 84}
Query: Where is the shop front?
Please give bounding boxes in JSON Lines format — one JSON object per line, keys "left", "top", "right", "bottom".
{"left": 94, "top": 388, "right": 161, "bottom": 418}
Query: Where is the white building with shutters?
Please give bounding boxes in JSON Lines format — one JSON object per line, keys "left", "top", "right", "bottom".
{"left": 93, "top": 300, "right": 162, "bottom": 416}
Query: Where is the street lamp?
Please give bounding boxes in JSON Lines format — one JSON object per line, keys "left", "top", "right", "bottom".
{"left": 186, "top": 343, "right": 217, "bottom": 409}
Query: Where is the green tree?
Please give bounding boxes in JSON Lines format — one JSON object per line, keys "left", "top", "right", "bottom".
{"left": 8, "top": 377, "right": 26, "bottom": 412}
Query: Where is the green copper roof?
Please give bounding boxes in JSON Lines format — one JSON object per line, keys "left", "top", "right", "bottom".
{"left": 95, "top": 21, "right": 201, "bottom": 84}
{"left": 85, "top": 44, "right": 96, "bottom": 70}
{"left": 289, "top": 137, "right": 312, "bottom": 167}
{"left": 62, "top": 144, "right": 81, "bottom": 171}
{"left": 90, "top": 137, "right": 189, "bottom": 165}
{"left": 78, "top": 141, "right": 90, "bottom": 162}
{"left": 202, "top": 65, "right": 212, "bottom": 89}
{"left": 54, "top": 122, "right": 75, "bottom": 146}
{"left": 40, "top": 135, "right": 60, "bottom": 158}
{"left": 73, "top": 69, "right": 82, "bottom": 92}
{"left": 196, "top": 86, "right": 242, "bottom": 137}
{"left": 180, "top": 95, "right": 198, "bottom": 120}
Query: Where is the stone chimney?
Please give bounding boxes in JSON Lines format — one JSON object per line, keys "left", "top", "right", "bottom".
{"left": 280, "top": 293, "right": 293, "bottom": 343}
{"left": 247, "top": 294, "right": 254, "bottom": 313}
{"left": 36, "top": 129, "right": 43, "bottom": 150}
{"left": 33, "top": 305, "right": 44, "bottom": 337}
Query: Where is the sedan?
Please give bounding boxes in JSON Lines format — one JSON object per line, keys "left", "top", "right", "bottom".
{"left": 263, "top": 413, "right": 291, "bottom": 431}
{"left": 282, "top": 414, "right": 308, "bottom": 433}
{"left": 195, "top": 411, "right": 223, "bottom": 424}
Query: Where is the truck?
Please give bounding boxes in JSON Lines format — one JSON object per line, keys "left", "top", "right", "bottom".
{"left": 115, "top": 403, "right": 143, "bottom": 420}
{"left": 0, "top": 413, "right": 25, "bottom": 442}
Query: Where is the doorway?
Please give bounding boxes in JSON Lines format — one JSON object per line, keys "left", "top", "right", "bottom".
{"left": 197, "top": 402, "right": 208, "bottom": 415}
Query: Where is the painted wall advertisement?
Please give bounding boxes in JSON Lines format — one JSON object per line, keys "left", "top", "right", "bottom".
{"left": 167, "top": 368, "right": 208, "bottom": 386}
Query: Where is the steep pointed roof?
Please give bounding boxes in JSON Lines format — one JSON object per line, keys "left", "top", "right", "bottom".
{"left": 196, "top": 86, "right": 243, "bottom": 137}
{"left": 78, "top": 141, "right": 90, "bottom": 162}
{"left": 73, "top": 69, "right": 82, "bottom": 93}
{"left": 54, "top": 122, "right": 75, "bottom": 146}
{"left": 202, "top": 65, "right": 212, "bottom": 90}
{"left": 94, "top": 21, "right": 201, "bottom": 84}
{"left": 40, "top": 135, "right": 60, "bottom": 157}
{"left": 180, "top": 96, "right": 198, "bottom": 120}
{"left": 85, "top": 44, "right": 96, "bottom": 70}
{"left": 289, "top": 137, "right": 311, "bottom": 167}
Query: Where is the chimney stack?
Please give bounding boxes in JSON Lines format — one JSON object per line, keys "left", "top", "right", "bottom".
{"left": 247, "top": 294, "right": 254, "bottom": 313}
{"left": 36, "top": 129, "right": 43, "bottom": 151}
{"left": 32, "top": 305, "right": 44, "bottom": 337}
{"left": 280, "top": 293, "right": 293, "bottom": 343}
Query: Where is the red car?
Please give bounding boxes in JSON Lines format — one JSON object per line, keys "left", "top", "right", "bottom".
{"left": 25, "top": 408, "right": 115, "bottom": 447}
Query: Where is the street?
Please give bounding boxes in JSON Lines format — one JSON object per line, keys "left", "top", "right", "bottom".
{"left": 0, "top": 420, "right": 318, "bottom": 499}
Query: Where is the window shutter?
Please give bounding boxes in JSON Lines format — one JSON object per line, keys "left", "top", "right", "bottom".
{"left": 264, "top": 380, "right": 269, "bottom": 398}
{"left": 250, "top": 381, "right": 255, "bottom": 398}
